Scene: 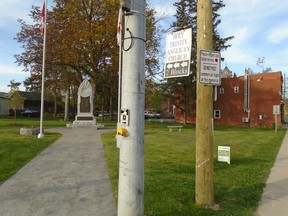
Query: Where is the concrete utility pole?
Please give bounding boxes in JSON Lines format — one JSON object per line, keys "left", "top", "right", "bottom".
{"left": 117, "top": 0, "right": 146, "bottom": 215}
{"left": 195, "top": 0, "right": 214, "bottom": 206}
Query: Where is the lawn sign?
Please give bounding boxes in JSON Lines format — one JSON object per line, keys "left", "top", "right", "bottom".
{"left": 218, "top": 146, "right": 230, "bottom": 164}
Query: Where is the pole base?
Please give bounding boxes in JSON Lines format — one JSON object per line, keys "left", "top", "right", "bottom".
{"left": 37, "top": 133, "right": 44, "bottom": 139}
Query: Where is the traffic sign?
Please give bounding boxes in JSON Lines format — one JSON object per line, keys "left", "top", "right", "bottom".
{"left": 199, "top": 50, "right": 221, "bottom": 85}
{"left": 164, "top": 28, "right": 192, "bottom": 78}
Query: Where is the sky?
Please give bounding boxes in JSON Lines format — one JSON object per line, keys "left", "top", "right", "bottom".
{"left": 1, "top": 0, "right": 288, "bottom": 92}
{"left": 0, "top": 0, "right": 41, "bottom": 92}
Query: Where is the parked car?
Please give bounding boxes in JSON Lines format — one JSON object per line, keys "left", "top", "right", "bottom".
{"left": 98, "top": 112, "right": 111, "bottom": 117}
{"left": 144, "top": 111, "right": 149, "bottom": 119}
{"left": 144, "top": 111, "right": 161, "bottom": 119}
{"left": 21, "top": 109, "right": 40, "bottom": 118}
{"left": 155, "top": 113, "right": 161, "bottom": 119}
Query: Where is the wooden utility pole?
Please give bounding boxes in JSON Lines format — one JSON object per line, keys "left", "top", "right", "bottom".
{"left": 195, "top": 0, "right": 214, "bottom": 206}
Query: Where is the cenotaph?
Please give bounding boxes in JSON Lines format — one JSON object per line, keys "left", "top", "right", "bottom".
{"left": 73, "top": 79, "right": 96, "bottom": 127}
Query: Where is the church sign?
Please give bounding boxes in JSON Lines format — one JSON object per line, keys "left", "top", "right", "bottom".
{"left": 164, "top": 28, "right": 192, "bottom": 78}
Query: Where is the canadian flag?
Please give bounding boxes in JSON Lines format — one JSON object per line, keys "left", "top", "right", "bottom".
{"left": 41, "top": 1, "right": 46, "bottom": 35}
{"left": 117, "top": 8, "right": 122, "bottom": 46}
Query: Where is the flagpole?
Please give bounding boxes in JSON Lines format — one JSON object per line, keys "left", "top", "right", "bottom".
{"left": 117, "top": 7, "right": 123, "bottom": 123}
{"left": 38, "top": 0, "right": 47, "bottom": 139}
{"left": 117, "top": 7, "right": 123, "bottom": 148}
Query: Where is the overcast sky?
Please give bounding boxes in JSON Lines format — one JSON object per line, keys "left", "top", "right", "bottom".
{"left": 1, "top": 0, "right": 288, "bottom": 92}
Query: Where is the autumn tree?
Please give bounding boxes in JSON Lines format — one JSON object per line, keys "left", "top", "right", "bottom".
{"left": 15, "top": 5, "right": 67, "bottom": 117}
{"left": 15, "top": 0, "right": 120, "bottom": 117}
{"left": 15, "top": 1, "right": 161, "bottom": 118}
{"left": 7, "top": 79, "right": 23, "bottom": 123}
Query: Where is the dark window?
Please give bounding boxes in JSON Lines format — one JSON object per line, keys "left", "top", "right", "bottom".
{"left": 234, "top": 86, "right": 239, "bottom": 93}
{"left": 214, "top": 110, "right": 221, "bottom": 119}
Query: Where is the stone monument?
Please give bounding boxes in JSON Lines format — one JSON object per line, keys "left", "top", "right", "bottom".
{"left": 73, "top": 79, "right": 96, "bottom": 127}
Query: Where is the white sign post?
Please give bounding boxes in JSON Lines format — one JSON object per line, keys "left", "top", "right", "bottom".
{"left": 218, "top": 146, "right": 230, "bottom": 164}
{"left": 164, "top": 28, "right": 192, "bottom": 78}
{"left": 273, "top": 105, "right": 280, "bottom": 132}
{"left": 199, "top": 50, "right": 221, "bottom": 85}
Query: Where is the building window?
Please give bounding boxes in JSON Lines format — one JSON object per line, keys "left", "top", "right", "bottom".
{"left": 234, "top": 86, "right": 239, "bottom": 93}
{"left": 214, "top": 110, "right": 221, "bottom": 119}
{"left": 219, "top": 87, "right": 224, "bottom": 94}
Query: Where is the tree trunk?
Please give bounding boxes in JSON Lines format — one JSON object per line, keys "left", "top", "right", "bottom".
{"left": 53, "top": 95, "right": 57, "bottom": 117}
{"left": 64, "top": 89, "right": 69, "bottom": 121}
{"left": 101, "top": 96, "right": 105, "bottom": 121}
{"left": 109, "top": 96, "right": 113, "bottom": 121}
{"left": 14, "top": 109, "right": 17, "bottom": 125}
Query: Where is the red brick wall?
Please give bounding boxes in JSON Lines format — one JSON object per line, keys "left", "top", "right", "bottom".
{"left": 214, "top": 72, "right": 282, "bottom": 127}
{"left": 175, "top": 72, "right": 283, "bottom": 127}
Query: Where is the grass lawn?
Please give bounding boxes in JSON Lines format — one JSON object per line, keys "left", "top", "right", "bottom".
{"left": 102, "top": 122, "right": 286, "bottom": 215}
{"left": 0, "top": 117, "right": 68, "bottom": 184}
{"left": 0, "top": 116, "right": 116, "bottom": 184}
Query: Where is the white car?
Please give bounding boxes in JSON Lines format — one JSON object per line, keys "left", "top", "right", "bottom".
{"left": 144, "top": 111, "right": 161, "bottom": 119}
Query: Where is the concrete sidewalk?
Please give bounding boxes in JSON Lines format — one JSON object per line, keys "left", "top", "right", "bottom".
{"left": 0, "top": 127, "right": 117, "bottom": 216}
{"left": 255, "top": 130, "right": 288, "bottom": 216}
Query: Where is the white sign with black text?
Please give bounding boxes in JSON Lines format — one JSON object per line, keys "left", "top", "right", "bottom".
{"left": 164, "top": 28, "right": 192, "bottom": 78}
{"left": 199, "top": 50, "right": 221, "bottom": 85}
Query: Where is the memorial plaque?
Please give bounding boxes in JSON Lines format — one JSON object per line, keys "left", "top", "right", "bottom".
{"left": 73, "top": 79, "right": 96, "bottom": 127}
{"left": 80, "top": 96, "right": 90, "bottom": 113}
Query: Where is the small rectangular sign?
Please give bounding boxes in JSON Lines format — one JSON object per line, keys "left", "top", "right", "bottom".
{"left": 199, "top": 50, "right": 221, "bottom": 85}
{"left": 273, "top": 105, "right": 280, "bottom": 115}
{"left": 218, "top": 146, "right": 230, "bottom": 164}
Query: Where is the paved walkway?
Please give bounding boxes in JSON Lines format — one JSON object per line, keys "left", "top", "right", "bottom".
{"left": 255, "top": 130, "right": 288, "bottom": 216}
{"left": 0, "top": 127, "right": 117, "bottom": 216}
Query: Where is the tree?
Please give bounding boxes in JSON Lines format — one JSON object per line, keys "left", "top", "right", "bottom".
{"left": 145, "top": 6, "right": 166, "bottom": 110}
{"left": 7, "top": 79, "right": 21, "bottom": 93}
{"left": 256, "top": 57, "right": 265, "bottom": 72}
{"left": 7, "top": 79, "right": 23, "bottom": 123}
{"left": 15, "top": 1, "right": 161, "bottom": 119}
{"left": 256, "top": 57, "right": 272, "bottom": 73}
{"left": 162, "top": 0, "right": 234, "bottom": 124}
{"left": 150, "top": 88, "right": 164, "bottom": 112}
{"left": 15, "top": 0, "right": 120, "bottom": 117}
{"left": 145, "top": 5, "right": 162, "bottom": 78}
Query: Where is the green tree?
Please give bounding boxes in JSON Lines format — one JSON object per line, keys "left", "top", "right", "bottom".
{"left": 7, "top": 80, "right": 23, "bottom": 123}
{"left": 163, "top": 0, "right": 234, "bottom": 124}
{"left": 145, "top": 5, "right": 165, "bottom": 110}
{"left": 151, "top": 88, "right": 164, "bottom": 112}
{"left": 7, "top": 79, "right": 21, "bottom": 93}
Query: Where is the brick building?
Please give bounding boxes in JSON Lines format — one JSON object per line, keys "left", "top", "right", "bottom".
{"left": 175, "top": 70, "right": 283, "bottom": 127}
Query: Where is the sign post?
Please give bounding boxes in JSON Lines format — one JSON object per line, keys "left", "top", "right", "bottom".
{"left": 164, "top": 28, "right": 192, "bottom": 78}
{"left": 273, "top": 105, "right": 280, "bottom": 132}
